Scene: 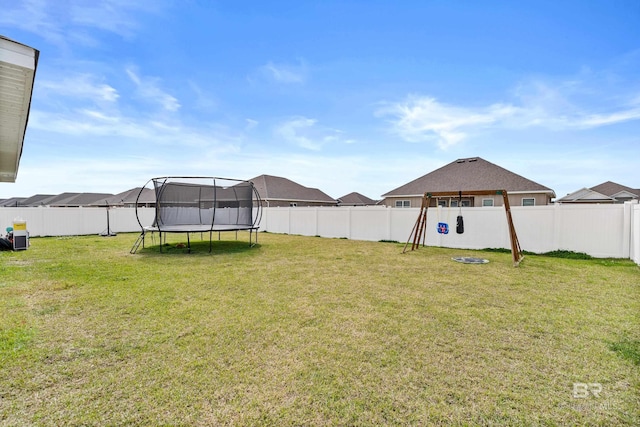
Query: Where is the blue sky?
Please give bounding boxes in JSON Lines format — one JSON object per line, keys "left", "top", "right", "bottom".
{"left": 2, "top": 0, "right": 639, "bottom": 200}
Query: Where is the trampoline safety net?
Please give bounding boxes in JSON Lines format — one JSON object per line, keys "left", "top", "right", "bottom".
{"left": 131, "top": 176, "right": 262, "bottom": 253}
{"left": 155, "top": 179, "right": 255, "bottom": 227}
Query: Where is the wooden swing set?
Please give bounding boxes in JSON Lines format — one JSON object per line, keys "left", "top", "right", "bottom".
{"left": 403, "top": 189, "right": 524, "bottom": 266}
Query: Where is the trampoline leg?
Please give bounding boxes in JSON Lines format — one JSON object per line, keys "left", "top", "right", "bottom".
{"left": 187, "top": 233, "right": 191, "bottom": 253}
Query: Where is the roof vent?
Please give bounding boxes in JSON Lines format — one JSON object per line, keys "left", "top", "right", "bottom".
{"left": 456, "top": 159, "right": 466, "bottom": 163}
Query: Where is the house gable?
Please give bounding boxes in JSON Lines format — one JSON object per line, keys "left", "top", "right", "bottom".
{"left": 337, "top": 192, "right": 378, "bottom": 206}
{"left": 587, "top": 181, "right": 639, "bottom": 203}
{"left": 556, "top": 188, "right": 615, "bottom": 203}
{"left": 250, "top": 174, "right": 337, "bottom": 207}
{"left": 381, "top": 157, "right": 555, "bottom": 206}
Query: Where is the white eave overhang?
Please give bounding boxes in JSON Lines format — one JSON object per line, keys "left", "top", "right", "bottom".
{"left": 0, "top": 36, "right": 39, "bottom": 182}
{"left": 260, "top": 197, "right": 338, "bottom": 204}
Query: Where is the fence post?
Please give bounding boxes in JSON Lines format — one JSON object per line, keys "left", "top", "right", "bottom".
{"left": 633, "top": 204, "right": 640, "bottom": 264}
{"left": 552, "top": 203, "right": 562, "bottom": 251}
{"left": 622, "top": 202, "right": 632, "bottom": 259}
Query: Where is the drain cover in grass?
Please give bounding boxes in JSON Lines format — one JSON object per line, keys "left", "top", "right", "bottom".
{"left": 452, "top": 257, "right": 489, "bottom": 264}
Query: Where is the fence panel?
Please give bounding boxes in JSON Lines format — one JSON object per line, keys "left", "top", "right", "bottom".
{"left": 555, "top": 204, "right": 627, "bottom": 258}
{"left": 349, "top": 207, "right": 391, "bottom": 241}
{"left": 389, "top": 208, "right": 421, "bottom": 242}
{"left": 258, "top": 208, "right": 284, "bottom": 234}
{"left": 317, "top": 209, "right": 350, "bottom": 238}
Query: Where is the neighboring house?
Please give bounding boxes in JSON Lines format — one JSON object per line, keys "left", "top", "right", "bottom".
{"left": 557, "top": 181, "right": 639, "bottom": 204}
{"left": 1, "top": 188, "right": 161, "bottom": 208}
{"left": 381, "top": 157, "right": 555, "bottom": 208}
{"left": 1, "top": 192, "right": 131, "bottom": 207}
{"left": 20, "top": 194, "right": 56, "bottom": 206}
{"left": 0, "top": 197, "right": 26, "bottom": 207}
{"left": 98, "top": 187, "right": 156, "bottom": 208}
{"left": 249, "top": 174, "right": 338, "bottom": 207}
{"left": 337, "top": 192, "right": 379, "bottom": 206}
{"left": 58, "top": 193, "right": 114, "bottom": 207}
{"left": 43, "top": 192, "right": 114, "bottom": 207}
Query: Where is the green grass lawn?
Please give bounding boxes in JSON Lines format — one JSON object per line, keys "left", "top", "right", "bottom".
{"left": 1, "top": 232, "right": 639, "bottom": 426}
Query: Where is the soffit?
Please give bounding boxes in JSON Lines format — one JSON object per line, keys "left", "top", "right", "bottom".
{"left": 0, "top": 36, "right": 39, "bottom": 182}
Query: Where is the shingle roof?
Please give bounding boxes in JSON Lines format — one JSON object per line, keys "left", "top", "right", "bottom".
{"left": 68, "top": 193, "right": 114, "bottom": 206}
{"left": 41, "top": 192, "right": 80, "bottom": 205}
{"left": 249, "top": 174, "right": 337, "bottom": 203}
{"left": 97, "top": 187, "right": 156, "bottom": 206}
{"left": 556, "top": 188, "right": 615, "bottom": 203}
{"left": 20, "top": 194, "right": 56, "bottom": 206}
{"left": 0, "top": 197, "right": 26, "bottom": 207}
{"left": 589, "top": 181, "right": 640, "bottom": 198}
{"left": 47, "top": 192, "right": 113, "bottom": 206}
{"left": 337, "top": 192, "right": 378, "bottom": 205}
{"left": 382, "top": 157, "right": 555, "bottom": 197}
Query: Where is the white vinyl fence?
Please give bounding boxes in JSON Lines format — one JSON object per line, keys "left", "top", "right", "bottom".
{"left": 1, "top": 203, "right": 639, "bottom": 262}
{"left": 0, "top": 207, "right": 155, "bottom": 238}
{"left": 259, "top": 203, "right": 640, "bottom": 261}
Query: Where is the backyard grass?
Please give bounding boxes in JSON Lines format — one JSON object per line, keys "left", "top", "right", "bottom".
{"left": 1, "top": 232, "right": 638, "bottom": 426}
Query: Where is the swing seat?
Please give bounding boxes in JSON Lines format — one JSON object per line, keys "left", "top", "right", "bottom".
{"left": 437, "top": 222, "right": 449, "bottom": 234}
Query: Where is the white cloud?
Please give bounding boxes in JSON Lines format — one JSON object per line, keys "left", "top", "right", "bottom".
{"left": 258, "top": 60, "right": 307, "bottom": 84}
{"left": 275, "top": 117, "right": 320, "bottom": 150}
{"left": 29, "top": 106, "right": 242, "bottom": 153}
{"left": 510, "top": 76, "right": 640, "bottom": 129}
{"left": 0, "top": 0, "right": 65, "bottom": 46}
{"left": 126, "top": 68, "right": 180, "bottom": 112}
{"left": 274, "top": 117, "right": 354, "bottom": 151}
{"left": 0, "top": 0, "right": 164, "bottom": 48}
{"left": 188, "top": 81, "right": 218, "bottom": 111}
{"left": 377, "top": 97, "right": 515, "bottom": 149}
{"left": 69, "top": 0, "right": 146, "bottom": 37}
{"left": 379, "top": 79, "right": 640, "bottom": 149}
{"left": 38, "top": 74, "right": 119, "bottom": 103}
{"left": 245, "top": 119, "right": 259, "bottom": 130}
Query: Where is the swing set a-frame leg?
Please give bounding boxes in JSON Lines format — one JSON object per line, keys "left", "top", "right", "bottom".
{"left": 403, "top": 194, "right": 429, "bottom": 253}
{"left": 501, "top": 191, "right": 524, "bottom": 266}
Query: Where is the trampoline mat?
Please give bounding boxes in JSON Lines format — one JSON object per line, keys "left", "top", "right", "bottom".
{"left": 144, "top": 224, "right": 257, "bottom": 233}
{"left": 452, "top": 257, "right": 489, "bottom": 264}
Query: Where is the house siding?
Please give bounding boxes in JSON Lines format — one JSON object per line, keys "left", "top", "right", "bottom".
{"left": 383, "top": 193, "right": 550, "bottom": 208}
{"left": 257, "top": 200, "right": 337, "bottom": 208}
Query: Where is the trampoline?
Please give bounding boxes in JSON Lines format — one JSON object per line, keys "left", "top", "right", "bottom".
{"left": 130, "top": 176, "right": 262, "bottom": 253}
